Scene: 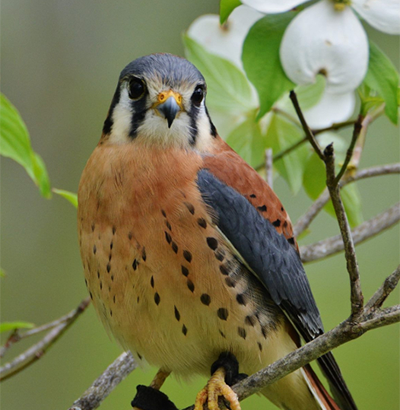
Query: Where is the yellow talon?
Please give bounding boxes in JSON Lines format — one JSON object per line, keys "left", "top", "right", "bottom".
{"left": 194, "top": 368, "right": 241, "bottom": 410}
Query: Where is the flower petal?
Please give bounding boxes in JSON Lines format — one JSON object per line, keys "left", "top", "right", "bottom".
{"left": 303, "top": 90, "right": 356, "bottom": 129}
{"left": 280, "top": 0, "right": 369, "bottom": 93}
{"left": 241, "top": 0, "right": 305, "bottom": 14}
{"left": 187, "top": 6, "right": 263, "bottom": 69}
{"left": 352, "top": 0, "right": 400, "bottom": 34}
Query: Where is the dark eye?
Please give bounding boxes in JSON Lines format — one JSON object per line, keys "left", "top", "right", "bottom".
{"left": 128, "top": 77, "right": 146, "bottom": 100}
{"left": 191, "top": 85, "right": 204, "bottom": 107}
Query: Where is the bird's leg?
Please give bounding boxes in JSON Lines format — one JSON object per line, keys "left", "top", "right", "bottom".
{"left": 150, "top": 369, "right": 171, "bottom": 390}
{"left": 131, "top": 369, "right": 176, "bottom": 410}
{"left": 194, "top": 353, "right": 245, "bottom": 410}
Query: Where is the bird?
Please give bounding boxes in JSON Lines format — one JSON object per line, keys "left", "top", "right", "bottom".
{"left": 77, "top": 53, "right": 358, "bottom": 410}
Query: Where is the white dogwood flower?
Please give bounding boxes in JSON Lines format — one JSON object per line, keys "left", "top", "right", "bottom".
{"left": 242, "top": 0, "right": 400, "bottom": 126}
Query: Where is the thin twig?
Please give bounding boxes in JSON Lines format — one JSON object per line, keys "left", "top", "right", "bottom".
{"left": 313, "top": 119, "right": 356, "bottom": 135}
{"left": 335, "top": 115, "right": 363, "bottom": 184}
{"left": 294, "top": 163, "right": 400, "bottom": 237}
{"left": 321, "top": 143, "right": 362, "bottom": 317}
{"left": 0, "top": 306, "right": 91, "bottom": 359}
{"left": 300, "top": 202, "right": 400, "bottom": 263}
{"left": 69, "top": 352, "right": 137, "bottom": 410}
{"left": 289, "top": 90, "right": 325, "bottom": 160}
{"left": 0, "top": 298, "right": 90, "bottom": 382}
{"left": 265, "top": 148, "right": 273, "bottom": 188}
{"left": 365, "top": 265, "right": 400, "bottom": 312}
{"left": 273, "top": 136, "right": 307, "bottom": 162}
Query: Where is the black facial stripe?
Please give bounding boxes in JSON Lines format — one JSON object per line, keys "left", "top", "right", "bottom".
{"left": 188, "top": 104, "right": 199, "bottom": 146}
{"left": 103, "top": 84, "right": 121, "bottom": 135}
{"left": 205, "top": 106, "right": 217, "bottom": 138}
{"left": 129, "top": 97, "right": 148, "bottom": 139}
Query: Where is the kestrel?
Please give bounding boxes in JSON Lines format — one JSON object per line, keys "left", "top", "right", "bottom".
{"left": 78, "top": 54, "right": 357, "bottom": 410}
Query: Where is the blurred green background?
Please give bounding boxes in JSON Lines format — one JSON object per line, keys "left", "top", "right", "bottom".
{"left": 1, "top": 1, "right": 399, "bottom": 409}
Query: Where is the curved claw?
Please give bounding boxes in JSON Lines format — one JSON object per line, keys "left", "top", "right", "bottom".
{"left": 194, "top": 368, "right": 241, "bottom": 410}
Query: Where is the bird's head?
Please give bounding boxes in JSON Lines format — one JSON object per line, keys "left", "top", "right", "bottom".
{"left": 102, "top": 53, "right": 217, "bottom": 150}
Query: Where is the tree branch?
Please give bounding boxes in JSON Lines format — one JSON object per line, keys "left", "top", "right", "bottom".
{"left": 300, "top": 202, "right": 400, "bottom": 263}
{"left": 69, "top": 352, "right": 137, "bottom": 410}
{"left": 289, "top": 90, "right": 325, "bottom": 160}
{"left": 0, "top": 298, "right": 90, "bottom": 382}
{"left": 294, "top": 163, "right": 400, "bottom": 238}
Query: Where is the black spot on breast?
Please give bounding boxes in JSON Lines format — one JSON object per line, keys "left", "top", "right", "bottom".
{"left": 172, "top": 242, "right": 178, "bottom": 253}
{"left": 250, "top": 194, "right": 256, "bottom": 199}
{"left": 225, "top": 277, "right": 236, "bottom": 288}
{"left": 258, "top": 342, "right": 263, "bottom": 351}
{"left": 100, "top": 281, "right": 103, "bottom": 290}
{"left": 89, "top": 291, "right": 93, "bottom": 299}
{"left": 108, "top": 253, "right": 112, "bottom": 262}
{"left": 137, "top": 296, "right": 140, "bottom": 303}
{"left": 281, "top": 206, "right": 284, "bottom": 212}
{"left": 112, "top": 226, "right": 116, "bottom": 235}
{"left": 217, "top": 308, "right": 229, "bottom": 321}
{"left": 113, "top": 295, "right": 116, "bottom": 304}
{"left": 165, "top": 231, "right": 172, "bottom": 244}
{"left": 97, "top": 271, "right": 100, "bottom": 279}
{"left": 128, "top": 232, "right": 133, "bottom": 240}
{"left": 187, "top": 279, "right": 195, "bottom": 292}
{"left": 219, "top": 330, "right": 226, "bottom": 338}
{"left": 184, "top": 202, "right": 195, "bottom": 215}
{"left": 166, "top": 221, "right": 172, "bottom": 231}
{"left": 261, "top": 326, "right": 268, "bottom": 339}
{"left": 154, "top": 292, "right": 160, "bottom": 305}
{"left": 238, "top": 327, "right": 246, "bottom": 339}
{"left": 197, "top": 218, "right": 207, "bottom": 229}
{"left": 272, "top": 219, "right": 281, "bottom": 227}
{"left": 215, "top": 250, "right": 225, "bottom": 261}
{"left": 257, "top": 205, "right": 267, "bottom": 212}
{"left": 111, "top": 275, "right": 114, "bottom": 281}
{"left": 137, "top": 352, "right": 142, "bottom": 360}
{"left": 110, "top": 241, "right": 113, "bottom": 250}
{"left": 200, "top": 294, "right": 211, "bottom": 306}
{"left": 245, "top": 316, "right": 256, "bottom": 326}
{"left": 288, "top": 237, "right": 295, "bottom": 245}
{"left": 150, "top": 276, "right": 154, "bottom": 288}
{"left": 174, "top": 306, "right": 180, "bottom": 321}
{"left": 181, "top": 266, "right": 189, "bottom": 277}
{"left": 107, "top": 263, "right": 111, "bottom": 273}
{"left": 206, "top": 237, "right": 218, "bottom": 250}
{"left": 182, "top": 324, "right": 188, "bottom": 335}
{"left": 91, "top": 223, "right": 95, "bottom": 232}
{"left": 132, "top": 259, "right": 138, "bottom": 270}
{"left": 236, "top": 294, "right": 247, "bottom": 306}
{"left": 161, "top": 209, "right": 167, "bottom": 218}
{"left": 85, "top": 279, "right": 87, "bottom": 286}
{"left": 183, "top": 250, "right": 192, "bottom": 263}
{"left": 142, "top": 247, "right": 147, "bottom": 261}
{"left": 219, "top": 265, "right": 229, "bottom": 276}
{"left": 93, "top": 245, "right": 97, "bottom": 254}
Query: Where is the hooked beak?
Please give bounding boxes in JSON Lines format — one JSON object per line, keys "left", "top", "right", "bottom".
{"left": 153, "top": 90, "right": 183, "bottom": 128}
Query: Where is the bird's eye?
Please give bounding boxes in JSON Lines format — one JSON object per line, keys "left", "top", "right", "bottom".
{"left": 191, "top": 85, "right": 204, "bottom": 107}
{"left": 128, "top": 78, "right": 146, "bottom": 100}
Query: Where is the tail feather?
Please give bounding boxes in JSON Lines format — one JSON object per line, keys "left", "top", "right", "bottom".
{"left": 302, "top": 365, "right": 340, "bottom": 410}
{"left": 317, "top": 352, "right": 358, "bottom": 410}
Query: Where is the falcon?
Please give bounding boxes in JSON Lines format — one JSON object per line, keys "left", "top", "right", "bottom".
{"left": 78, "top": 53, "right": 357, "bottom": 410}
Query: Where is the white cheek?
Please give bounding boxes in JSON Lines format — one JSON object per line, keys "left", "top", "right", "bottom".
{"left": 109, "top": 89, "right": 133, "bottom": 143}
{"left": 136, "top": 110, "right": 194, "bottom": 148}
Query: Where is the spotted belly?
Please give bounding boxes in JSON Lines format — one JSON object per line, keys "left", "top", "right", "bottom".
{"left": 79, "top": 194, "right": 289, "bottom": 378}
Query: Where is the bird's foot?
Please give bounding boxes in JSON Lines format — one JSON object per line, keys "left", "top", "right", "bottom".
{"left": 131, "top": 385, "right": 178, "bottom": 410}
{"left": 194, "top": 352, "right": 244, "bottom": 410}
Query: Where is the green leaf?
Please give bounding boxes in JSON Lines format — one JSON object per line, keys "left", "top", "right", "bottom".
{"left": 266, "top": 114, "right": 308, "bottom": 194}
{"left": 303, "top": 133, "right": 363, "bottom": 227}
{"left": 242, "top": 12, "right": 296, "bottom": 119}
{"left": 220, "top": 0, "right": 241, "bottom": 24}
{"left": 183, "top": 35, "right": 255, "bottom": 114}
{"left": 53, "top": 188, "right": 78, "bottom": 208}
{"left": 226, "top": 114, "right": 265, "bottom": 167}
{"left": 0, "top": 321, "right": 34, "bottom": 333}
{"left": 363, "top": 41, "right": 399, "bottom": 124}
{"left": 0, "top": 93, "right": 51, "bottom": 198}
